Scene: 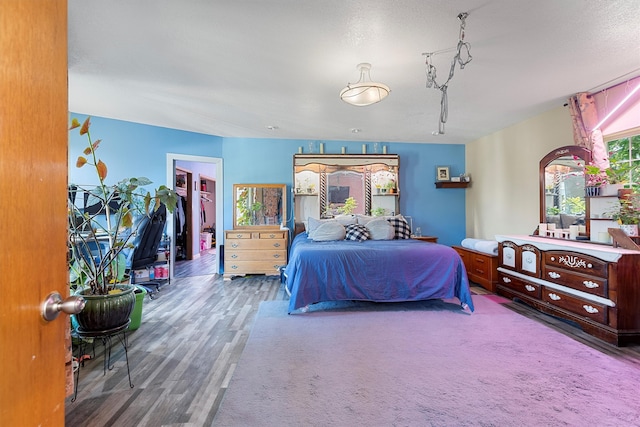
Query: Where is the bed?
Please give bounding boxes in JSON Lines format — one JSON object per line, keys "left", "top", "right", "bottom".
{"left": 284, "top": 231, "right": 475, "bottom": 314}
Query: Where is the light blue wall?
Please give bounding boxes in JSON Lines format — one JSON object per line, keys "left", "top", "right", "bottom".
{"left": 69, "top": 114, "right": 467, "bottom": 246}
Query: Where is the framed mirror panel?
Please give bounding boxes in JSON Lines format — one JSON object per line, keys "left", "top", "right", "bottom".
{"left": 539, "top": 145, "right": 591, "bottom": 238}
{"left": 233, "top": 183, "right": 287, "bottom": 229}
{"left": 293, "top": 154, "right": 399, "bottom": 221}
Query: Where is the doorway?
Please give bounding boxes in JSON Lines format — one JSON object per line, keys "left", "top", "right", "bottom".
{"left": 167, "top": 154, "right": 223, "bottom": 278}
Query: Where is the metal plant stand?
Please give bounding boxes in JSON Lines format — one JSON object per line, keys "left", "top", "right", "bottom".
{"left": 71, "top": 321, "right": 134, "bottom": 402}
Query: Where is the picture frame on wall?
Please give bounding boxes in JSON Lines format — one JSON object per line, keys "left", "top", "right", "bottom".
{"left": 436, "top": 166, "right": 450, "bottom": 181}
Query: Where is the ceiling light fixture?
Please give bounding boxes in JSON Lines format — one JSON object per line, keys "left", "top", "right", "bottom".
{"left": 340, "top": 63, "right": 390, "bottom": 107}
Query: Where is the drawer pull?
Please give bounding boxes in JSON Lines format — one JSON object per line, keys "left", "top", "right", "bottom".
{"left": 548, "top": 272, "right": 561, "bottom": 279}
{"left": 236, "top": 234, "right": 243, "bottom": 238}
{"left": 582, "top": 305, "right": 599, "bottom": 314}
{"left": 273, "top": 242, "right": 281, "bottom": 248}
{"left": 231, "top": 265, "right": 238, "bottom": 270}
{"left": 231, "top": 243, "right": 239, "bottom": 248}
{"left": 548, "top": 293, "right": 561, "bottom": 301}
{"left": 583, "top": 280, "right": 599, "bottom": 289}
{"left": 273, "top": 254, "right": 280, "bottom": 258}
{"left": 525, "top": 285, "right": 535, "bottom": 292}
{"left": 269, "top": 234, "right": 275, "bottom": 238}
{"left": 502, "top": 277, "right": 512, "bottom": 283}
{"left": 231, "top": 254, "right": 238, "bottom": 259}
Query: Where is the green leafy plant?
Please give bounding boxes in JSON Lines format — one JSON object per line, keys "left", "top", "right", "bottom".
{"left": 336, "top": 197, "right": 358, "bottom": 215}
{"left": 68, "top": 117, "right": 178, "bottom": 295}
{"left": 608, "top": 192, "right": 640, "bottom": 225}
{"left": 371, "top": 207, "right": 386, "bottom": 216}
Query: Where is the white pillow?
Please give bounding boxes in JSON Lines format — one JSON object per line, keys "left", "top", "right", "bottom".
{"left": 306, "top": 217, "right": 333, "bottom": 238}
{"left": 311, "top": 221, "right": 346, "bottom": 241}
{"left": 356, "top": 214, "right": 375, "bottom": 225}
{"left": 334, "top": 214, "right": 357, "bottom": 226}
{"left": 365, "top": 218, "right": 395, "bottom": 240}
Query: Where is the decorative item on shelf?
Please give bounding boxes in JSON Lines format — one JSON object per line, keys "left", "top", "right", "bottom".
{"left": 68, "top": 117, "right": 178, "bottom": 333}
{"left": 586, "top": 186, "right": 601, "bottom": 197}
{"left": 436, "top": 166, "right": 450, "bottom": 182}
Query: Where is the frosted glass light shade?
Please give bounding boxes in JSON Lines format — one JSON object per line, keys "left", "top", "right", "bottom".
{"left": 340, "top": 63, "right": 390, "bottom": 107}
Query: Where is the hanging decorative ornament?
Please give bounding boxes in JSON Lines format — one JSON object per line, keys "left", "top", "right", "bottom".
{"left": 423, "top": 12, "right": 473, "bottom": 135}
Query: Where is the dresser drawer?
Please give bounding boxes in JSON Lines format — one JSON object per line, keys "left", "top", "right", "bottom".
{"left": 544, "top": 251, "right": 607, "bottom": 279}
{"left": 225, "top": 239, "right": 286, "bottom": 250}
{"left": 225, "top": 249, "right": 286, "bottom": 262}
{"left": 471, "top": 254, "right": 494, "bottom": 281}
{"left": 541, "top": 287, "right": 607, "bottom": 324}
{"left": 259, "top": 231, "right": 286, "bottom": 240}
{"left": 541, "top": 266, "right": 607, "bottom": 298}
{"left": 224, "top": 260, "right": 285, "bottom": 275}
{"left": 226, "top": 231, "right": 252, "bottom": 239}
{"left": 498, "top": 272, "right": 541, "bottom": 298}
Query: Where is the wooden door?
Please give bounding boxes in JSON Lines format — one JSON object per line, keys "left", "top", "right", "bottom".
{"left": 0, "top": 1, "right": 69, "bottom": 425}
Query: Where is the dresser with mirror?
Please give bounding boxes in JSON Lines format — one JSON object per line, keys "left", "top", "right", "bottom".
{"left": 496, "top": 145, "right": 640, "bottom": 346}
{"left": 224, "top": 183, "right": 288, "bottom": 279}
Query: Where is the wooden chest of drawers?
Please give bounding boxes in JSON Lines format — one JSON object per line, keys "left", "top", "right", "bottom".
{"left": 496, "top": 235, "right": 640, "bottom": 346}
{"left": 224, "top": 230, "right": 288, "bottom": 279}
{"left": 452, "top": 245, "right": 498, "bottom": 292}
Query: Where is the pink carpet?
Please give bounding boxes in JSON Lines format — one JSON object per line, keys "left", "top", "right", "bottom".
{"left": 214, "top": 295, "right": 640, "bottom": 426}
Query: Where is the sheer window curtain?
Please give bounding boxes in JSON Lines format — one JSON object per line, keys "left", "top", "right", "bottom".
{"left": 568, "top": 92, "right": 609, "bottom": 169}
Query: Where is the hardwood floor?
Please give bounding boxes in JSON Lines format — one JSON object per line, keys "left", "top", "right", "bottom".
{"left": 174, "top": 249, "right": 218, "bottom": 278}
{"left": 65, "top": 277, "right": 640, "bottom": 426}
{"left": 65, "top": 273, "right": 285, "bottom": 426}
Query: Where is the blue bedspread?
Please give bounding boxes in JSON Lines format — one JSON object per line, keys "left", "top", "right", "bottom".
{"left": 284, "top": 233, "right": 474, "bottom": 313}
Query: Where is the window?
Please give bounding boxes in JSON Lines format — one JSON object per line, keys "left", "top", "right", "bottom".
{"left": 606, "top": 127, "right": 640, "bottom": 189}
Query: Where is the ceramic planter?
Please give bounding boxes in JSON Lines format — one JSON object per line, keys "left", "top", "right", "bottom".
{"left": 74, "top": 285, "right": 136, "bottom": 333}
{"left": 620, "top": 224, "right": 639, "bottom": 237}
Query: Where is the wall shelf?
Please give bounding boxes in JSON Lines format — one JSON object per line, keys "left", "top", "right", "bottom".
{"left": 434, "top": 181, "right": 470, "bottom": 189}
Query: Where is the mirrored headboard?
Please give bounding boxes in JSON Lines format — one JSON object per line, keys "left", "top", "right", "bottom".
{"left": 233, "top": 183, "right": 287, "bottom": 229}
{"left": 293, "top": 154, "right": 400, "bottom": 222}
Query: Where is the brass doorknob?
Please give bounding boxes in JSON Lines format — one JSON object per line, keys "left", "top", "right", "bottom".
{"left": 41, "top": 292, "right": 86, "bottom": 322}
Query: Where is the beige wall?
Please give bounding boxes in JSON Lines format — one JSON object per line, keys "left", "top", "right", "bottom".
{"left": 466, "top": 106, "right": 574, "bottom": 240}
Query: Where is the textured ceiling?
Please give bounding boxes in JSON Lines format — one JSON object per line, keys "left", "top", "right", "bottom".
{"left": 68, "top": 0, "right": 640, "bottom": 144}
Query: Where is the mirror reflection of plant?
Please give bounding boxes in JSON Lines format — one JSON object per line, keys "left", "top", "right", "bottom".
{"left": 236, "top": 188, "right": 265, "bottom": 225}
{"left": 336, "top": 197, "right": 357, "bottom": 215}
{"left": 565, "top": 196, "right": 586, "bottom": 215}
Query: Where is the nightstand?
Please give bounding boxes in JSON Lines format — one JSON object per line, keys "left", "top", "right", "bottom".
{"left": 411, "top": 236, "right": 438, "bottom": 243}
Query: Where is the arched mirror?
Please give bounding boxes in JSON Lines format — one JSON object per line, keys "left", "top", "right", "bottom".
{"left": 539, "top": 145, "right": 591, "bottom": 237}
{"left": 233, "top": 183, "right": 286, "bottom": 229}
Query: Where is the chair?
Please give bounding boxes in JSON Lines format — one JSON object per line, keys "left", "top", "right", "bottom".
{"left": 129, "top": 204, "right": 167, "bottom": 298}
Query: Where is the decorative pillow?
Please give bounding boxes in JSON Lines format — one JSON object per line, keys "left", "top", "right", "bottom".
{"left": 366, "top": 218, "right": 396, "bottom": 240}
{"left": 306, "top": 217, "right": 335, "bottom": 239}
{"left": 311, "top": 221, "right": 346, "bottom": 241}
{"left": 345, "top": 224, "right": 370, "bottom": 242}
{"left": 386, "top": 215, "right": 412, "bottom": 239}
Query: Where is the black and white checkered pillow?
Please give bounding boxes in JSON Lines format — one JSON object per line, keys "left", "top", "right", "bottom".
{"left": 345, "top": 223, "right": 370, "bottom": 242}
{"left": 386, "top": 216, "right": 411, "bottom": 239}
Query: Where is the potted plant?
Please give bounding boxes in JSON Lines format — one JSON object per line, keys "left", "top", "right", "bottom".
{"left": 608, "top": 191, "right": 640, "bottom": 237}
{"left": 584, "top": 163, "right": 630, "bottom": 196}
{"left": 69, "top": 117, "right": 177, "bottom": 332}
